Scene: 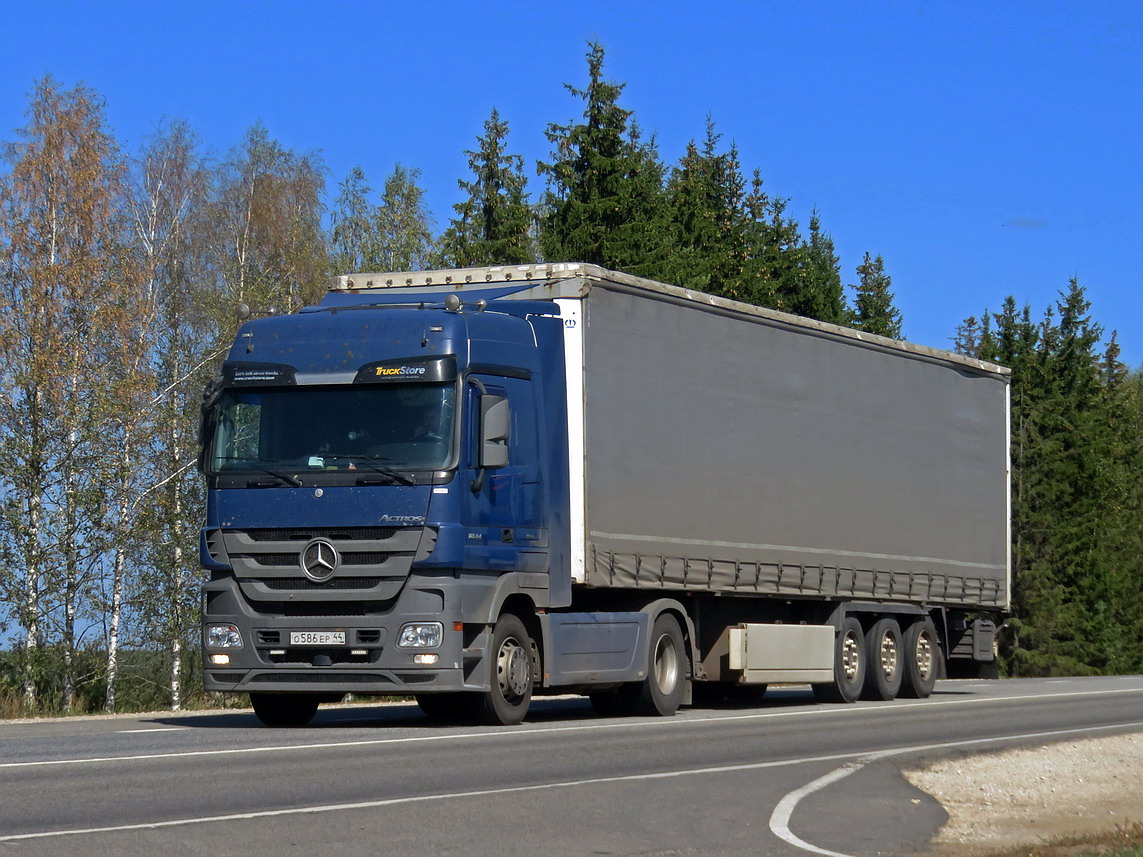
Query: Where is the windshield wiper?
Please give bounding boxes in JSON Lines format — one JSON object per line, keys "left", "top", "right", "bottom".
{"left": 247, "top": 466, "right": 302, "bottom": 488}
{"left": 353, "top": 459, "right": 416, "bottom": 486}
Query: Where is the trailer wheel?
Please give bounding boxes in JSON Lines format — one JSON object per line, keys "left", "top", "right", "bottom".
{"left": 250, "top": 693, "right": 319, "bottom": 727}
{"left": 861, "top": 618, "right": 903, "bottom": 700}
{"left": 812, "top": 617, "right": 865, "bottom": 703}
{"left": 899, "top": 618, "right": 939, "bottom": 698}
{"left": 620, "top": 613, "right": 687, "bottom": 716}
{"left": 469, "top": 614, "right": 534, "bottom": 725}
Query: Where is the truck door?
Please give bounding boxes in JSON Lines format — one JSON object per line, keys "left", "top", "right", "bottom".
{"left": 463, "top": 376, "right": 544, "bottom": 568}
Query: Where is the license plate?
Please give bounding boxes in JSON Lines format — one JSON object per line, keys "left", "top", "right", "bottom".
{"left": 289, "top": 631, "right": 346, "bottom": 646}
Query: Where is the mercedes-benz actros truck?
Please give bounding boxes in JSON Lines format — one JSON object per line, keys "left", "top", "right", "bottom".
{"left": 199, "top": 263, "right": 1009, "bottom": 727}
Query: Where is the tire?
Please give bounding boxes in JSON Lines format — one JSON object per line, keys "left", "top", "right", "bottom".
{"left": 469, "top": 614, "right": 534, "bottom": 725}
{"left": 811, "top": 617, "right": 866, "bottom": 703}
{"left": 861, "top": 618, "right": 903, "bottom": 701}
{"left": 900, "top": 618, "right": 940, "bottom": 698}
{"left": 415, "top": 692, "right": 470, "bottom": 720}
{"left": 250, "top": 693, "right": 319, "bottom": 727}
{"left": 619, "top": 614, "right": 687, "bottom": 717}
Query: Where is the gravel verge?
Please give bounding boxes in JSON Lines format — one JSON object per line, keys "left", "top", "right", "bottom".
{"left": 904, "top": 731, "right": 1143, "bottom": 853}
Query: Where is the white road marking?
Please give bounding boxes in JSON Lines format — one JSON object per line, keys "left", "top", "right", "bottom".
{"left": 3, "top": 721, "right": 1141, "bottom": 843}
{"left": 2, "top": 684, "right": 1141, "bottom": 771}
{"left": 767, "top": 720, "right": 1143, "bottom": 857}
{"left": 770, "top": 763, "right": 866, "bottom": 857}
{"left": 116, "top": 727, "right": 184, "bottom": 734}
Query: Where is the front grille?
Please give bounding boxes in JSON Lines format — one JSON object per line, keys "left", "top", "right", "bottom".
{"left": 248, "top": 554, "right": 300, "bottom": 567}
{"left": 284, "top": 603, "right": 366, "bottom": 617}
{"left": 246, "top": 527, "right": 398, "bottom": 542}
{"left": 341, "top": 552, "right": 391, "bottom": 565}
{"left": 260, "top": 577, "right": 378, "bottom": 591}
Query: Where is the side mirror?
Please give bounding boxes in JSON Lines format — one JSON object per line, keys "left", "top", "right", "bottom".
{"left": 479, "top": 395, "right": 510, "bottom": 469}
{"left": 197, "top": 376, "right": 224, "bottom": 473}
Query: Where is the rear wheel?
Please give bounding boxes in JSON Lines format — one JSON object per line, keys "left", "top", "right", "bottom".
{"left": 250, "top": 693, "right": 319, "bottom": 727}
{"left": 862, "top": 618, "right": 903, "bottom": 700}
{"left": 469, "top": 614, "right": 534, "bottom": 725}
{"left": 812, "top": 617, "right": 866, "bottom": 703}
{"left": 619, "top": 614, "right": 687, "bottom": 716}
{"left": 900, "top": 618, "right": 939, "bottom": 698}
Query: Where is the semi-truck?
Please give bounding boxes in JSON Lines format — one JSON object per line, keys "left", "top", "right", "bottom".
{"left": 199, "top": 262, "right": 1010, "bottom": 727}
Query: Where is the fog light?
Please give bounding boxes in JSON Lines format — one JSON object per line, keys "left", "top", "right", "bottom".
{"left": 207, "top": 624, "right": 243, "bottom": 648}
{"left": 398, "top": 622, "right": 443, "bottom": 648}
{"left": 413, "top": 653, "right": 439, "bottom": 665}
{"left": 209, "top": 654, "right": 231, "bottom": 665}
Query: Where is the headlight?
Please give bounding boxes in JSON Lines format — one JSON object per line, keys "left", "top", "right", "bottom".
{"left": 398, "top": 622, "right": 443, "bottom": 648}
{"left": 207, "top": 624, "right": 243, "bottom": 648}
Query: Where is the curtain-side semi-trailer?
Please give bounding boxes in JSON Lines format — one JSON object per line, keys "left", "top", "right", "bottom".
{"left": 199, "top": 262, "right": 1010, "bottom": 727}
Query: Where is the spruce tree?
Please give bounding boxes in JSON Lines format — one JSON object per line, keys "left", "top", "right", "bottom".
{"left": 662, "top": 121, "right": 745, "bottom": 295}
{"left": 736, "top": 171, "right": 798, "bottom": 310}
{"left": 852, "top": 252, "right": 903, "bottom": 338}
{"left": 961, "top": 281, "right": 1142, "bottom": 676}
{"left": 787, "top": 212, "right": 848, "bottom": 324}
{"left": 538, "top": 41, "right": 668, "bottom": 275}
{"left": 440, "top": 109, "right": 534, "bottom": 267}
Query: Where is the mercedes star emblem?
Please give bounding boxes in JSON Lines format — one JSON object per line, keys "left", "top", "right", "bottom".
{"left": 300, "top": 539, "right": 339, "bottom": 582}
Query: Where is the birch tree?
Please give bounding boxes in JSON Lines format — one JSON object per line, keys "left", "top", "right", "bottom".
{"left": 102, "top": 120, "right": 212, "bottom": 711}
{"left": 206, "top": 122, "right": 327, "bottom": 319}
{"left": 0, "top": 78, "right": 134, "bottom": 711}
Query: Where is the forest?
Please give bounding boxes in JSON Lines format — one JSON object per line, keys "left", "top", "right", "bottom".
{"left": 1, "top": 44, "right": 1139, "bottom": 716}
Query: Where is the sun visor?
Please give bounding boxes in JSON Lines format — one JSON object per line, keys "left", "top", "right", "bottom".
{"left": 222, "top": 362, "right": 297, "bottom": 386}
{"left": 354, "top": 355, "right": 457, "bottom": 384}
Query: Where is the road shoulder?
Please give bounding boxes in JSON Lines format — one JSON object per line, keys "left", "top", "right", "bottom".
{"left": 904, "top": 731, "right": 1143, "bottom": 854}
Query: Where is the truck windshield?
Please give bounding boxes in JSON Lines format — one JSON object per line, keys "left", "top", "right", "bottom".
{"left": 209, "top": 383, "right": 456, "bottom": 474}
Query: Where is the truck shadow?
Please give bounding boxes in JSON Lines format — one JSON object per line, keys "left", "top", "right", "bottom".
{"left": 143, "top": 685, "right": 980, "bottom": 730}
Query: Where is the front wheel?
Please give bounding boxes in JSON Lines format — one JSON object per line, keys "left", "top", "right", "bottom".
{"left": 620, "top": 614, "right": 687, "bottom": 716}
{"left": 250, "top": 693, "right": 319, "bottom": 727}
{"left": 469, "top": 614, "right": 535, "bottom": 725}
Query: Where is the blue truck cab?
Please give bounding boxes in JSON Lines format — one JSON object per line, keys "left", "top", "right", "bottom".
{"left": 200, "top": 284, "right": 581, "bottom": 725}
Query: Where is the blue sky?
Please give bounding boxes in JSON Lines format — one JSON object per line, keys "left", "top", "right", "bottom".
{"left": 2, "top": 1, "right": 1140, "bottom": 366}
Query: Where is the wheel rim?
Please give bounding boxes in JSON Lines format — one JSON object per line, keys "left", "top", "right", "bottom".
{"left": 653, "top": 633, "right": 680, "bottom": 695}
{"left": 496, "top": 636, "right": 530, "bottom": 703}
{"left": 879, "top": 631, "right": 899, "bottom": 680}
{"left": 914, "top": 630, "right": 934, "bottom": 680}
{"left": 841, "top": 631, "right": 861, "bottom": 681}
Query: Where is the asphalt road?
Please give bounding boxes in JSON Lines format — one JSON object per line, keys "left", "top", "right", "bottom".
{"left": 2, "top": 676, "right": 1142, "bottom": 857}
